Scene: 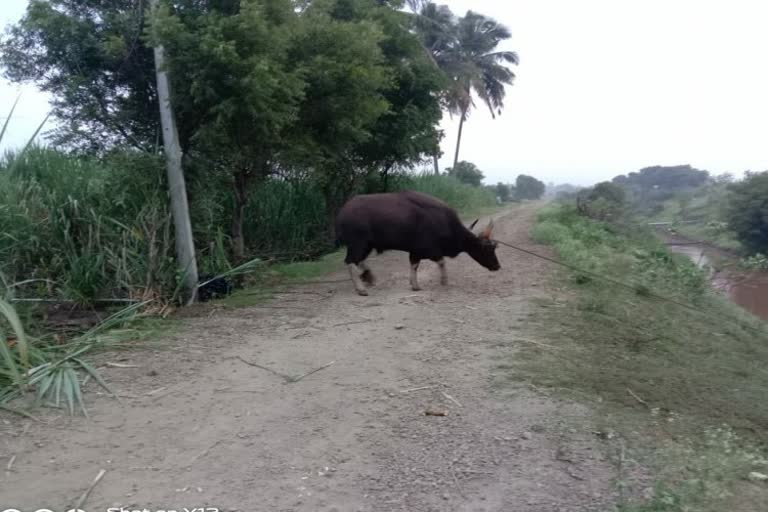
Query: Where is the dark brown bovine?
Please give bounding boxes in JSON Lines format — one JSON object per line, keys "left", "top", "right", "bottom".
{"left": 334, "top": 190, "right": 500, "bottom": 295}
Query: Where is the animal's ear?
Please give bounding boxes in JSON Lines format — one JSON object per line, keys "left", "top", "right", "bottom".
{"left": 469, "top": 219, "right": 479, "bottom": 231}
{"left": 480, "top": 219, "right": 495, "bottom": 239}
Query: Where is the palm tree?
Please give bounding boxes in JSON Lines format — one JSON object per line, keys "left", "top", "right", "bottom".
{"left": 446, "top": 11, "right": 519, "bottom": 169}
{"left": 408, "top": 1, "right": 455, "bottom": 66}
{"left": 407, "top": 4, "right": 518, "bottom": 172}
{"left": 407, "top": 0, "right": 456, "bottom": 174}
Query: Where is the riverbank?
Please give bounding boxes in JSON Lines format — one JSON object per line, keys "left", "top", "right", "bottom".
{"left": 517, "top": 204, "right": 768, "bottom": 512}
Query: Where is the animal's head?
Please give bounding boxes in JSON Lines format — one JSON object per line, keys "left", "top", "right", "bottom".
{"left": 468, "top": 219, "right": 501, "bottom": 271}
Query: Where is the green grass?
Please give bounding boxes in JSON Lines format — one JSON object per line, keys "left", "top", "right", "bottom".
{"left": 396, "top": 173, "right": 497, "bottom": 217}
{"left": 618, "top": 427, "right": 768, "bottom": 512}
{"left": 514, "top": 204, "right": 768, "bottom": 512}
{"left": 221, "top": 252, "right": 345, "bottom": 307}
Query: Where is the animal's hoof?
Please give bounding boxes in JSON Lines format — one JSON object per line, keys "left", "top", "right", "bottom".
{"left": 411, "top": 285, "right": 422, "bottom": 292}
{"left": 356, "top": 288, "right": 369, "bottom": 296}
{"left": 361, "top": 270, "right": 376, "bottom": 286}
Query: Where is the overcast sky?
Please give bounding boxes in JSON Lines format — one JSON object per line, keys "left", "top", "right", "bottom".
{"left": 2, "top": 0, "right": 767, "bottom": 186}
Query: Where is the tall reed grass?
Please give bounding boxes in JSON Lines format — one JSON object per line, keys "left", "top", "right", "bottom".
{"left": 1, "top": 148, "right": 496, "bottom": 304}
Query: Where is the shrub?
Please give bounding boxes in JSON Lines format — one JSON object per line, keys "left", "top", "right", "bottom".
{"left": 576, "top": 181, "right": 627, "bottom": 221}
{"left": 445, "top": 161, "right": 485, "bottom": 187}
{"left": 515, "top": 174, "right": 546, "bottom": 200}
{"left": 726, "top": 171, "right": 768, "bottom": 254}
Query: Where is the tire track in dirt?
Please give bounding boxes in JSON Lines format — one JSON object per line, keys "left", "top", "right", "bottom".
{"left": 1, "top": 203, "right": 620, "bottom": 512}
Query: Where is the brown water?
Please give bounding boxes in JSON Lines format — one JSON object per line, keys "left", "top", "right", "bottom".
{"left": 665, "top": 240, "right": 768, "bottom": 320}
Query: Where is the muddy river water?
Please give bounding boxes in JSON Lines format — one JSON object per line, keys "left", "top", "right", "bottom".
{"left": 665, "top": 239, "right": 768, "bottom": 321}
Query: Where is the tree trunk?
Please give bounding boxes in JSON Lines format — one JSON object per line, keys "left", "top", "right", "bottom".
{"left": 433, "top": 153, "right": 440, "bottom": 175}
{"left": 453, "top": 107, "right": 467, "bottom": 170}
{"left": 150, "top": 0, "right": 198, "bottom": 305}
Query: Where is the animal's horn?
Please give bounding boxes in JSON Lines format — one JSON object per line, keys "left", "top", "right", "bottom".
{"left": 469, "top": 219, "right": 479, "bottom": 231}
{"left": 480, "top": 219, "right": 495, "bottom": 239}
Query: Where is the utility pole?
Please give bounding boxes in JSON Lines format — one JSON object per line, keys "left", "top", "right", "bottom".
{"left": 149, "top": 0, "right": 198, "bottom": 304}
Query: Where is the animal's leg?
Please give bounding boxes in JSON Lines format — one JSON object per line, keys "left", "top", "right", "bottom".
{"left": 359, "top": 261, "right": 376, "bottom": 286}
{"left": 409, "top": 254, "right": 421, "bottom": 291}
{"left": 347, "top": 264, "right": 369, "bottom": 296}
{"left": 437, "top": 258, "right": 448, "bottom": 285}
{"left": 345, "top": 246, "right": 369, "bottom": 296}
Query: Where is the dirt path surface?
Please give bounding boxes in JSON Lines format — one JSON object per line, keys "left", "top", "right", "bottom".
{"left": 2, "top": 204, "right": 620, "bottom": 512}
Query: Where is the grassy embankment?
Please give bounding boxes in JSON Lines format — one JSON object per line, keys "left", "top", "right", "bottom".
{"left": 512, "top": 204, "right": 768, "bottom": 512}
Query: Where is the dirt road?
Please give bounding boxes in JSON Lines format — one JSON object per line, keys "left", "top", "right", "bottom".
{"left": 1, "top": 204, "right": 620, "bottom": 511}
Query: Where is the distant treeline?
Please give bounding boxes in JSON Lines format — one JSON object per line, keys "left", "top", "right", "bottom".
{"left": 555, "top": 165, "right": 768, "bottom": 257}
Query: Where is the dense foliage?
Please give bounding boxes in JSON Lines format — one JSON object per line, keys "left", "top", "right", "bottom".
{"left": 726, "top": 171, "right": 768, "bottom": 254}
{"left": 576, "top": 181, "right": 626, "bottom": 221}
{"left": 515, "top": 174, "right": 545, "bottom": 199}
{"left": 612, "top": 165, "right": 709, "bottom": 215}
{"left": 0, "top": 146, "right": 494, "bottom": 303}
{"left": 495, "top": 182, "right": 511, "bottom": 202}
{"left": 0, "top": 0, "right": 518, "bottom": 303}
{"left": 446, "top": 160, "right": 484, "bottom": 187}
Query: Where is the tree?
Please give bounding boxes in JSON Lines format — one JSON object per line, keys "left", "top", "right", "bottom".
{"left": 446, "top": 161, "right": 484, "bottom": 187}
{"left": 715, "top": 172, "right": 735, "bottom": 184}
{"left": 407, "top": 3, "right": 518, "bottom": 172}
{"left": 445, "top": 11, "right": 518, "bottom": 168}
{"left": 288, "top": 0, "right": 445, "bottom": 220}
{"left": 406, "top": 0, "right": 455, "bottom": 175}
{"left": 612, "top": 164, "right": 710, "bottom": 215}
{"left": 293, "top": 2, "right": 389, "bottom": 228}
{"left": 3, "top": 0, "right": 447, "bottom": 256}
{"left": 346, "top": 2, "right": 444, "bottom": 189}
{"left": 612, "top": 165, "right": 709, "bottom": 194}
{"left": 407, "top": 0, "right": 455, "bottom": 62}
{"left": 726, "top": 171, "right": 768, "bottom": 254}
{"left": 576, "top": 181, "right": 626, "bottom": 221}
{"left": 495, "top": 182, "right": 510, "bottom": 202}
{"left": 515, "top": 174, "right": 545, "bottom": 199}
{"left": 1, "top": 0, "right": 161, "bottom": 152}
{"left": 151, "top": 0, "right": 305, "bottom": 260}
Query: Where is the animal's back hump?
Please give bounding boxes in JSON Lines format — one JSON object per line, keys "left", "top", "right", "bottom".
{"left": 398, "top": 190, "right": 452, "bottom": 211}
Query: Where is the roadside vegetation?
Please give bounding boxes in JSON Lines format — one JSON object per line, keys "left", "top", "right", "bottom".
{"left": 0, "top": 0, "right": 525, "bottom": 415}
{"left": 517, "top": 199, "right": 768, "bottom": 511}
{"left": 0, "top": 141, "right": 496, "bottom": 413}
